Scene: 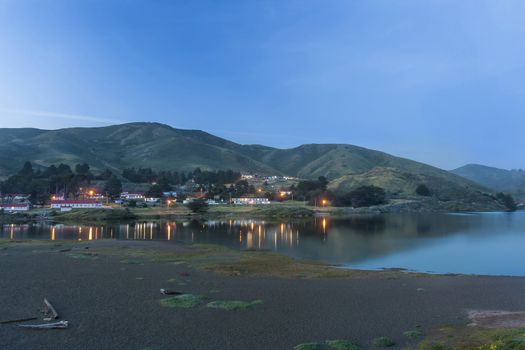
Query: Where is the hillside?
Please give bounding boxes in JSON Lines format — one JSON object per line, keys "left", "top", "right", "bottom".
{"left": 0, "top": 122, "right": 506, "bottom": 210}
{"left": 0, "top": 123, "right": 278, "bottom": 177}
{"left": 452, "top": 164, "right": 525, "bottom": 199}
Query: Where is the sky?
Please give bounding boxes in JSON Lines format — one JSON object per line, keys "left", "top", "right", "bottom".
{"left": 0, "top": 0, "right": 524, "bottom": 170}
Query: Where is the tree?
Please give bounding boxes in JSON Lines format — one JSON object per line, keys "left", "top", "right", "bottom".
{"left": 318, "top": 176, "right": 328, "bottom": 190}
{"left": 18, "top": 161, "right": 34, "bottom": 177}
{"left": 496, "top": 192, "right": 517, "bottom": 211}
{"left": 334, "top": 186, "right": 386, "bottom": 207}
{"left": 75, "top": 163, "right": 90, "bottom": 175}
{"left": 186, "top": 199, "right": 209, "bottom": 213}
{"left": 415, "top": 184, "right": 431, "bottom": 196}
{"left": 145, "top": 184, "right": 164, "bottom": 198}
{"left": 104, "top": 175, "right": 122, "bottom": 199}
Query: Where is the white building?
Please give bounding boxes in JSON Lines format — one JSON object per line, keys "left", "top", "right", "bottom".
{"left": 50, "top": 200, "right": 102, "bottom": 210}
{"left": 0, "top": 203, "right": 30, "bottom": 212}
{"left": 120, "top": 192, "right": 145, "bottom": 200}
{"left": 232, "top": 197, "right": 270, "bottom": 205}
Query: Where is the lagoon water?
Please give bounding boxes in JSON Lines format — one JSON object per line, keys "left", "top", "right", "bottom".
{"left": 2, "top": 212, "right": 524, "bottom": 276}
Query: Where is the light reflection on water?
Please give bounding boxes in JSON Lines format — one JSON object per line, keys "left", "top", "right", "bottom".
{"left": 1, "top": 212, "right": 525, "bottom": 276}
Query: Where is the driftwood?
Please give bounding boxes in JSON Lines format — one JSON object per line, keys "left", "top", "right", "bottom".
{"left": 42, "top": 298, "right": 59, "bottom": 321}
{"left": 18, "top": 321, "right": 68, "bottom": 329}
{"left": 0, "top": 317, "right": 37, "bottom": 325}
{"left": 160, "top": 289, "right": 182, "bottom": 295}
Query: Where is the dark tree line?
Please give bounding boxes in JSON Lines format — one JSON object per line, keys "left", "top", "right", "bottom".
{"left": 0, "top": 162, "right": 117, "bottom": 204}
{"left": 496, "top": 192, "right": 517, "bottom": 211}
{"left": 293, "top": 176, "right": 387, "bottom": 207}
{"left": 332, "top": 186, "right": 386, "bottom": 207}
{"left": 122, "top": 167, "right": 241, "bottom": 186}
{"left": 292, "top": 176, "right": 329, "bottom": 203}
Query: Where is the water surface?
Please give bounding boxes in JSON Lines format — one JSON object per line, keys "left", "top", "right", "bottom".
{"left": 2, "top": 212, "right": 524, "bottom": 276}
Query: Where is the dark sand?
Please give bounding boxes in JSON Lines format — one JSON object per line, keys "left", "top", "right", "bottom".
{"left": 1, "top": 240, "right": 525, "bottom": 350}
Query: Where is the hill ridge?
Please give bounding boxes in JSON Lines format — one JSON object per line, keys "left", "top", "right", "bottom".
{"left": 0, "top": 122, "right": 507, "bottom": 209}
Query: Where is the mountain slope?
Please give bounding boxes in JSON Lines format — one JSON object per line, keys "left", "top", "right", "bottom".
{"left": 452, "top": 164, "right": 525, "bottom": 199}
{"left": 0, "top": 122, "right": 505, "bottom": 209}
{"left": 0, "top": 123, "right": 279, "bottom": 177}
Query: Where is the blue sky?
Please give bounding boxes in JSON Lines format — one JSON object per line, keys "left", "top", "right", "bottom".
{"left": 0, "top": 0, "right": 524, "bottom": 170}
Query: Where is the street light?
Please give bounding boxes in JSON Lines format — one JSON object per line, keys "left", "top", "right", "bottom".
{"left": 322, "top": 199, "right": 327, "bottom": 207}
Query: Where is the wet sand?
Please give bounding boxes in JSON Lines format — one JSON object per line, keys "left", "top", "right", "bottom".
{"left": 1, "top": 240, "right": 525, "bottom": 350}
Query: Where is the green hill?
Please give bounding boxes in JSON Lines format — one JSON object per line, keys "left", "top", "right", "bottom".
{"left": 0, "top": 122, "right": 507, "bottom": 210}
{"left": 0, "top": 123, "right": 277, "bottom": 177}
{"left": 452, "top": 164, "right": 525, "bottom": 199}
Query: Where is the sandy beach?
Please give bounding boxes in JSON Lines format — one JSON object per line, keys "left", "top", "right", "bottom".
{"left": 1, "top": 240, "right": 525, "bottom": 350}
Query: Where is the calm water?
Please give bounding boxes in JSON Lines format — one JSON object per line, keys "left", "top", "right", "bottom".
{"left": 2, "top": 212, "right": 524, "bottom": 276}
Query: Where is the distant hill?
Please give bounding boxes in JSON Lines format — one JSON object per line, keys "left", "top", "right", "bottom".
{"left": 452, "top": 164, "right": 525, "bottom": 199}
{"left": 0, "top": 122, "right": 506, "bottom": 210}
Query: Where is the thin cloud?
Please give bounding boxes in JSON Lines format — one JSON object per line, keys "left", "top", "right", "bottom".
{"left": 0, "top": 108, "right": 128, "bottom": 125}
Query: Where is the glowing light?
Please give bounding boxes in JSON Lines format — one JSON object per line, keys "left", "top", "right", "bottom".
{"left": 51, "top": 226, "right": 55, "bottom": 241}
{"left": 247, "top": 232, "right": 253, "bottom": 249}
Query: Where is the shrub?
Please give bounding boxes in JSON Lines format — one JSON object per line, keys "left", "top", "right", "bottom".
{"left": 334, "top": 186, "right": 386, "bottom": 207}
{"left": 186, "top": 199, "right": 209, "bottom": 213}
{"left": 416, "top": 184, "right": 432, "bottom": 196}
{"left": 496, "top": 192, "right": 517, "bottom": 211}
{"left": 371, "top": 337, "right": 395, "bottom": 347}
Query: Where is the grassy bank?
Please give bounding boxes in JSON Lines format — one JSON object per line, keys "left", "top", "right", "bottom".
{"left": 48, "top": 202, "right": 316, "bottom": 223}
{"left": 51, "top": 208, "right": 138, "bottom": 222}
{"left": 8, "top": 198, "right": 514, "bottom": 225}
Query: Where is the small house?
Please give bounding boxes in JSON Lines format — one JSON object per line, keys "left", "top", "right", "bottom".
{"left": 0, "top": 203, "right": 30, "bottom": 212}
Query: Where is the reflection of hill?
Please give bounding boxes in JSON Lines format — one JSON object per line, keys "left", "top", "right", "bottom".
{"left": 273, "top": 214, "right": 488, "bottom": 264}
{"left": 2, "top": 214, "right": 523, "bottom": 269}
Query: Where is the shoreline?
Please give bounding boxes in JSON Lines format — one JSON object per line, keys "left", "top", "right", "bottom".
{"left": 2, "top": 200, "right": 519, "bottom": 225}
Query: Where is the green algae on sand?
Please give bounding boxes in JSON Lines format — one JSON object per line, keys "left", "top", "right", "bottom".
{"left": 206, "top": 299, "right": 263, "bottom": 311}
{"left": 159, "top": 294, "right": 203, "bottom": 308}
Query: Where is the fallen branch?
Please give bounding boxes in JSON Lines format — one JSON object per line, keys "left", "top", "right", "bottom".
{"left": 0, "top": 317, "right": 37, "bottom": 325}
{"left": 18, "top": 321, "right": 68, "bottom": 329}
{"left": 42, "top": 298, "right": 59, "bottom": 321}
{"left": 160, "top": 289, "right": 182, "bottom": 295}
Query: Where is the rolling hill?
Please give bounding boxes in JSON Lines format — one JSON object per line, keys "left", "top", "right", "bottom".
{"left": 0, "top": 122, "right": 506, "bottom": 210}
{"left": 452, "top": 164, "right": 525, "bottom": 199}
